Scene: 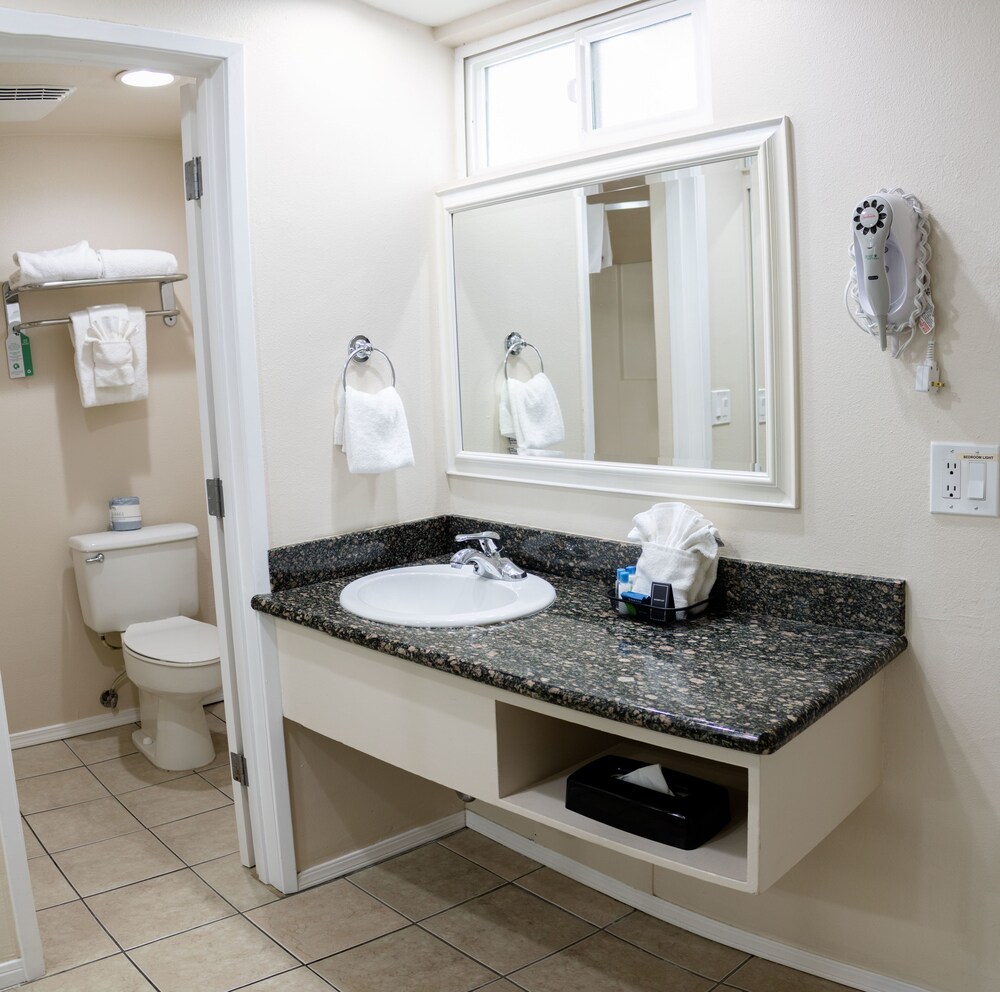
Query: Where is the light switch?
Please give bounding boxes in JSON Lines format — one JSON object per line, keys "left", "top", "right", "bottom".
{"left": 967, "top": 460, "right": 987, "bottom": 500}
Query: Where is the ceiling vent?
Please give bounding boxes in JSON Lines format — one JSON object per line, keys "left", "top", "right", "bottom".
{"left": 0, "top": 86, "right": 76, "bottom": 122}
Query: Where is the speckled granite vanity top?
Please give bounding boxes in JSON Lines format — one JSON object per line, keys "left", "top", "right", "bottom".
{"left": 252, "top": 516, "right": 907, "bottom": 756}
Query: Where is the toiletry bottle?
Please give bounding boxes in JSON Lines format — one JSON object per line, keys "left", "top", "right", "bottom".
{"left": 616, "top": 569, "right": 629, "bottom": 613}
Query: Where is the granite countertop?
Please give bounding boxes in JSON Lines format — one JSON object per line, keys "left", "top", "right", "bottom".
{"left": 252, "top": 516, "right": 908, "bottom": 756}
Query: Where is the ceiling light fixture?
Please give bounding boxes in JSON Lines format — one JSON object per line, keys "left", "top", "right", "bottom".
{"left": 115, "top": 69, "right": 175, "bottom": 88}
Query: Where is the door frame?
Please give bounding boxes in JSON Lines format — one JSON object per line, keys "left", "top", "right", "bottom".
{"left": 0, "top": 8, "right": 296, "bottom": 978}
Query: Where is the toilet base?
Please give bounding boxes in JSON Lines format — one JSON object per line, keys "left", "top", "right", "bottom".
{"left": 134, "top": 689, "right": 217, "bottom": 771}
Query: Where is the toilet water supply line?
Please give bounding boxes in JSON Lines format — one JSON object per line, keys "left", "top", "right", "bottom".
{"left": 845, "top": 187, "right": 941, "bottom": 393}
{"left": 100, "top": 670, "right": 129, "bottom": 708}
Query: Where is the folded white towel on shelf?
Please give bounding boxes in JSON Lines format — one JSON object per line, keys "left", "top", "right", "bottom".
{"left": 10, "top": 241, "right": 102, "bottom": 287}
{"left": 335, "top": 384, "right": 414, "bottom": 474}
{"left": 9, "top": 243, "right": 178, "bottom": 287}
{"left": 69, "top": 305, "right": 148, "bottom": 408}
{"left": 627, "top": 501, "right": 723, "bottom": 611}
{"left": 98, "top": 249, "right": 178, "bottom": 280}
{"left": 503, "top": 372, "right": 565, "bottom": 450}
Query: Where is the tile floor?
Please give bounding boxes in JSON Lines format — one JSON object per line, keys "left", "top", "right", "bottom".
{"left": 14, "top": 706, "right": 855, "bottom": 991}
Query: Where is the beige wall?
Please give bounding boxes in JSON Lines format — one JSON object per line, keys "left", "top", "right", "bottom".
{"left": 284, "top": 721, "right": 461, "bottom": 872}
{"left": 0, "top": 132, "right": 213, "bottom": 735}
{"left": 454, "top": 2, "right": 1000, "bottom": 991}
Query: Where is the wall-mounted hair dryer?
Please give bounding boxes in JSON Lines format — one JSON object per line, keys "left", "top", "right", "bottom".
{"left": 846, "top": 188, "right": 937, "bottom": 387}
{"left": 852, "top": 196, "right": 893, "bottom": 351}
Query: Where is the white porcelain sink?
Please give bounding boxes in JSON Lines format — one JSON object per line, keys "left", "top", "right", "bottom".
{"left": 339, "top": 563, "right": 556, "bottom": 628}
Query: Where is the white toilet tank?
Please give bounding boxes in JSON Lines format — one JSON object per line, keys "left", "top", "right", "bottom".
{"left": 69, "top": 523, "right": 201, "bottom": 634}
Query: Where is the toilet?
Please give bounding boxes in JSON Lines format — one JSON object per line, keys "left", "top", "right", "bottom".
{"left": 68, "top": 523, "right": 222, "bottom": 771}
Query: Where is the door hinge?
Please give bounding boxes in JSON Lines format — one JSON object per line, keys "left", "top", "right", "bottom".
{"left": 230, "top": 752, "right": 249, "bottom": 788}
{"left": 206, "top": 477, "right": 225, "bottom": 518}
{"left": 184, "top": 156, "right": 203, "bottom": 201}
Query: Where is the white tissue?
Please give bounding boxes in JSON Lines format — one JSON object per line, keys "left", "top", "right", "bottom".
{"left": 615, "top": 763, "right": 675, "bottom": 796}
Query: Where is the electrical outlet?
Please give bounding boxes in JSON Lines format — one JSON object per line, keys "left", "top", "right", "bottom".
{"left": 930, "top": 442, "right": 999, "bottom": 516}
{"left": 711, "top": 389, "right": 731, "bottom": 426}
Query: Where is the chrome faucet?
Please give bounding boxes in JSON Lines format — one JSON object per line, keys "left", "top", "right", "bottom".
{"left": 451, "top": 531, "right": 527, "bottom": 581}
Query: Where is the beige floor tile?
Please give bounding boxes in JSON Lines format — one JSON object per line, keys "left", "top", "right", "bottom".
{"left": 608, "top": 911, "right": 750, "bottom": 980}
{"left": 192, "top": 853, "right": 282, "bottom": 912}
{"left": 22, "top": 818, "right": 45, "bottom": 859}
{"left": 517, "top": 867, "right": 631, "bottom": 926}
{"left": 510, "top": 931, "right": 714, "bottom": 992}
{"left": 206, "top": 701, "right": 226, "bottom": 722}
{"left": 422, "top": 883, "right": 595, "bottom": 974}
{"left": 725, "top": 957, "right": 856, "bottom": 992}
{"left": 28, "top": 856, "right": 78, "bottom": 909}
{"left": 117, "top": 774, "right": 231, "bottom": 827}
{"left": 65, "top": 725, "right": 139, "bottom": 764}
{"left": 19, "top": 953, "right": 156, "bottom": 991}
{"left": 313, "top": 923, "right": 497, "bottom": 992}
{"left": 198, "top": 763, "right": 235, "bottom": 799}
{"left": 242, "top": 969, "right": 334, "bottom": 991}
{"left": 127, "top": 915, "right": 298, "bottom": 992}
{"left": 247, "top": 878, "right": 408, "bottom": 963}
{"left": 17, "top": 766, "right": 109, "bottom": 814}
{"left": 36, "top": 900, "right": 119, "bottom": 975}
{"left": 479, "top": 983, "right": 522, "bottom": 990}
{"left": 88, "top": 752, "right": 190, "bottom": 795}
{"left": 12, "top": 741, "right": 82, "bottom": 780}
{"left": 151, "top": 804, "right": 239, "bottom": 865}
{"left": 206, "top": 712, "right": 227, "bottom": 735}
{"left": 87, "top": 868, "right": 236, "bottom": 949}
{"left": 26, "top": 796, "right": 144, "bottom": 853}
{"left": 439, "top": 829, "right": 540, "bottom": 880}
{"left": 54, "top": 829, "right": 185, "bottom": 897}
{"left": 350, "top": 842, "right": 504, "bottom": 921}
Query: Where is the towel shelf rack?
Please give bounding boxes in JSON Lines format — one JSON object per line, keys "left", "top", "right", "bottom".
{"left": 3, "top": 273, "right": 187, "bottom": 334}
{"left": 3, "top": 274, "right": 187, "bottom": 379}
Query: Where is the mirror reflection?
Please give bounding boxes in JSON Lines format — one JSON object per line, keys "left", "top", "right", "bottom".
{"left": 453, "top": 154, "right": 766, "bottom": 474}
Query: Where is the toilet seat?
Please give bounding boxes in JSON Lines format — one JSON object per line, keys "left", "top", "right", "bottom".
{"left": 123, "top": 616, "right": 219, "bottom": 667}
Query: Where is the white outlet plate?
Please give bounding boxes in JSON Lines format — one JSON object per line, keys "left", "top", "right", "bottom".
{"left": 711, "top": 388, "right": 731, "bottom": 426}
{"left": 930, "top": 442, "right": 999, "bottom": 516}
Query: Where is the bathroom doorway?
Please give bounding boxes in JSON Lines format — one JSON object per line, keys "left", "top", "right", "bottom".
{"left": 0, "top": 10, "right": 294, "bottom": 983}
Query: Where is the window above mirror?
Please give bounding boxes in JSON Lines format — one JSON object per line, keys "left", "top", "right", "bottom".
{"left": 462, "top": 0, "right": 711, "bottom": 174}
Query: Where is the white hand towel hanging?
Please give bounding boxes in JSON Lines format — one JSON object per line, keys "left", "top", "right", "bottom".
{"left": 336, "top": 384, "right": 414, "bottom": 474}
{"left": 69, "top": 305, "right": 148, "bottom": 408}
{"left": 627, "top": 502, "right": 723, "bottom": 613}
{"left": 505, "top": 372, "right": 565, "bottom": 450}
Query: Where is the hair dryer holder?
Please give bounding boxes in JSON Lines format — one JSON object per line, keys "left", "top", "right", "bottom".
{"left": 846, "top": 188, "right": 935, "bottom": 359}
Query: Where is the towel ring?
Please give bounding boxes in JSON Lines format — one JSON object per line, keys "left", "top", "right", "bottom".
{"left": 342, "top": 334, "right": 396, "bottom": 389}
{"left": 503, "top": 332, "right": 544, "bottom": 380}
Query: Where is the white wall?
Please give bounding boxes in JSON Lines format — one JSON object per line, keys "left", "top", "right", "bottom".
{"left": 451, "top": 2, "right": 1000, "bottom": 990}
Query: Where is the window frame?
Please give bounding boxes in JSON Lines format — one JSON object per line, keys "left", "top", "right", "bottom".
{"left": 461, "top": 0, "right": 711, "bottom": 176}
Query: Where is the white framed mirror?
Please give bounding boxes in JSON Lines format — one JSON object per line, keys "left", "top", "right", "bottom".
{"left": 438, "top": 117, "right": 797, "bottom": 507}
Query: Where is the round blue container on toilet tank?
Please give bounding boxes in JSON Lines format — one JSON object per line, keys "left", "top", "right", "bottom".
{"left": 109, "top": 496, "right": 142, "bottom": 531}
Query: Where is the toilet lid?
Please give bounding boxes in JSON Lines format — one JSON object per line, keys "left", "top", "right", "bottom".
{"left": 123, "top": 616, "right": 219, "bottom": 665}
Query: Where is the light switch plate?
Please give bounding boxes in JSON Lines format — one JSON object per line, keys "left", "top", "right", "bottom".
{"left": 930, "top": 442, "right": 999, "bottom": 516}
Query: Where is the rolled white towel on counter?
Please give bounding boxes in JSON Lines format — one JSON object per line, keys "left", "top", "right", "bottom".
{"left": 504, "top": 372, "right": 565, "bottom": 450}
{"left": 10, "top": 241, "right": 102, "bottom": 287}
{"left": 627, "top": 501, "right": 723, "bottom": 609}
{"left": 335, "top": 384, "right": 414, "bottom": 474}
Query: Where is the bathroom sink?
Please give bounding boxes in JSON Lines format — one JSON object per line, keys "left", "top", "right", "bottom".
{"left": 339, "top": 563, "right": 556, "bottom": 628}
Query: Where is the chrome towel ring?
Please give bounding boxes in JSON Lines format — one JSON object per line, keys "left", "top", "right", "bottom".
{"left": 342, "top": 334, "right": 396, "bottom": 389}
{"left": 503, "top": 331, "right": 544, "bottom": 380}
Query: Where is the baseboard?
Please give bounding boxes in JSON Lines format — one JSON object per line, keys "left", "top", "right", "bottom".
{"left": 467, "top": 812, "right": 931, "bottom": 992}
{"left": 296, "top": 811, "right": 467, "bottom": 890}
{"left": 0, "top": 956, "right": 28, "bottom": 989}
{"left": 9, "top": 708, "right": 141, "bottom": 750}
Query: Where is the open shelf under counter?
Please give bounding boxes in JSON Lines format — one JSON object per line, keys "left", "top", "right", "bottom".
{"left": 273, "top": 619, "right": 887, "bottom": 894}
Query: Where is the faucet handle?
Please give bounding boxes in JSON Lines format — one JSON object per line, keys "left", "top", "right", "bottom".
{"left": 455, "top": 531, "right": 501, "bottom": 555}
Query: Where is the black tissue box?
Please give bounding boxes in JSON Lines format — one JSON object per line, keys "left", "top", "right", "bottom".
{"left": 565, "top": 755, "right": 731, "bottom": 850}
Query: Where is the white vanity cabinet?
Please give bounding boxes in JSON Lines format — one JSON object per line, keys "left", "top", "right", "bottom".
{"left": 275, "top": 620, "right": 884, "bottom": 894}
